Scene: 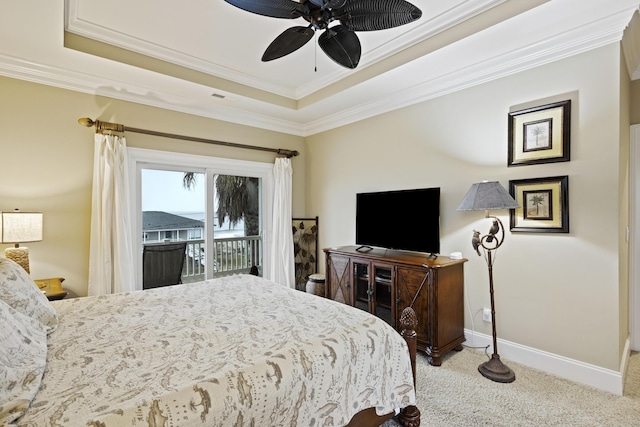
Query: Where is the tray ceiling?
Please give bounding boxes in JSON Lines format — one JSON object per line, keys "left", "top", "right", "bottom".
{"left": 1, "top": 0, "right": 639, "bottom": 136}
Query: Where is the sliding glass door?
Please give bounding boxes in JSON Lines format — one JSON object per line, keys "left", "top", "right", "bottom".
{"left": 130, "top": 148, "right": 273, "bottom": 289}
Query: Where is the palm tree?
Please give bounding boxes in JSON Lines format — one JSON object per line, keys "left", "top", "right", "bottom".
{"left": 183, "top": 172, "right": 259, "bottom": 235}
{"left": 184, "top": 172, "right": 260, "bottom": 269}
{"left": 529, "top": 194, "right": 545, "bottom": 216}
{"left": 530, "top": 124, "right": 547, "bottom": 147}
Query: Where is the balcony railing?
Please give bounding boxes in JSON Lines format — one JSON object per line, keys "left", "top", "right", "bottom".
{"left": 144, "top": 236, "right": 262, "bottom": 284}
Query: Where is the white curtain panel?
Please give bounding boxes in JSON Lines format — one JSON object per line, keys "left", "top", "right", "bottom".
{"left": 268, "top": 158, "right": 295, "bottom": 288}
{"left": 87, "top": 134, "right": 136, "bottom": 295}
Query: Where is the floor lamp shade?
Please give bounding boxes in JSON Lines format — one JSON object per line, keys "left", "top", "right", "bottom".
{"left": 1, "top": 211, "right": 43, "bottom": 274}
{"left": 457, "top": 181, "right": 520, "bottom": 212}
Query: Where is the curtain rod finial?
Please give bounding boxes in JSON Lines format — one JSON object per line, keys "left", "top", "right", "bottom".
{"left": 78, "top": 117, "right": 95, "bottom": 127}
{"left": 278, "top": 149, "right": 299, "bottom": 158}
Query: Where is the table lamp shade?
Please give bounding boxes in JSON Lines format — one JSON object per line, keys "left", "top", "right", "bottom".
{"left": 457, "top": 181, "right": 519, "bottom": 211}
{"left": 2, "top": 212, "right": 43, "bottom": 243}
{"left": 1, "top": 212, "right": 43, "bottom": 274}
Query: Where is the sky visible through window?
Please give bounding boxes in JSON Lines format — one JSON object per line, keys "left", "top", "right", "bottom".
{"left": 142, "top": 169, "right": 204, "bottom": 215}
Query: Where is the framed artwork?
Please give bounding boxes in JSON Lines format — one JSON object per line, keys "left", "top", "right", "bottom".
{"left": 508, "top": 100, "right": 571, "bottom": 166}
{"left": 292, "top": 217, "right": 318, "bottom": 291}
{"left": 509, "top": 176, "right": 569, "bottom": 233}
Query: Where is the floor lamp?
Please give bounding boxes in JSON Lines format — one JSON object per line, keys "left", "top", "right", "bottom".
{"left": 457, "top": 181, "right": 520, "bottom": 383}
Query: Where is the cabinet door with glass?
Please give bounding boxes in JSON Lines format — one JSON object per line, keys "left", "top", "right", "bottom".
{"left": 353, "top": 260, "right": 395, "bottom": 326}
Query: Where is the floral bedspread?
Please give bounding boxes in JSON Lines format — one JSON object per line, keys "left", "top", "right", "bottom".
{"left": 16, "top": 274, "right": 415, "bottom": 427}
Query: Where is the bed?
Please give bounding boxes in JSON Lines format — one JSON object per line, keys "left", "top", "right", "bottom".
{"left": 0, "top": 258, "right": 420, "bottom": 427}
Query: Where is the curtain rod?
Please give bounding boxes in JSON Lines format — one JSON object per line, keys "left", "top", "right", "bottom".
{"left": 77, "top": 118, "right": 299, "bottom": 158}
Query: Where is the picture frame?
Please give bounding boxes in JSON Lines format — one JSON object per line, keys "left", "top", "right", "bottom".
{"left": 292, "top": 217, "right": 319, "bottom": 290}
{"left": 509, "top": 176, "right": 569, "bottom": 233}
{"left": 508, "top": 100, "right": 571, "bottom": 166}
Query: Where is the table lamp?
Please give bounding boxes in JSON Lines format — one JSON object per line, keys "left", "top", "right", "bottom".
{"left": 1, "top": 210, "right": 43, "bottom": 274}
{"left": 457, "top": 181, "right": 519, "bottom": 383}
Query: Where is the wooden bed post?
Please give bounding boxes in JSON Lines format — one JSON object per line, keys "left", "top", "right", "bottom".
{"left": 398, "top": 307, "right": 421, "bottom": 427}
{"left": 344, "top": 306, "right": 422, "bottom": 427}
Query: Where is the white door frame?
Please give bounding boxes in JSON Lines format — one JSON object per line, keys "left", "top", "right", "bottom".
{"left": 630, "top": 124, "right": 640, "bottom": 351}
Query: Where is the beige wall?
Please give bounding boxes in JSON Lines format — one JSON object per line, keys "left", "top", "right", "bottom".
{"left": 306, "top": 44, "right": 626, "bottom": 370}
{"left": 0, "top": 43, "right": 630, "bottom": 373}
{"left": 0, "top": 76, "right": 306, "bottom": 297}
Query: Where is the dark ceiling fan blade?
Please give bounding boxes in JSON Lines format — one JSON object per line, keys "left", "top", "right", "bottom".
{"left": 224, "top": 0, "right": 305, "bottom": 19}
{"left": 318, "top": 25, "right": 361, "bottom": 69}
{"left": 338, "top": 0, "right": 422, "bottom": 31}
{"left": 262, "top": 26, "right": 315, "bottom": 61}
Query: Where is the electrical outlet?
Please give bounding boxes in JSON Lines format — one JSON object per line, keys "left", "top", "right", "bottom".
{"left": 482, "top": 308, "right": 492, "bottom": 322}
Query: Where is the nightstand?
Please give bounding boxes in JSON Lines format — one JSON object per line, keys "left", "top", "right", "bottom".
{"left": 34, "top": 277, "right": 68, "bottom": 301}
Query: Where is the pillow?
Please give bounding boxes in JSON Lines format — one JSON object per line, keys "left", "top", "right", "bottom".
{"left": 0, "top": 258, "right": 58, "bottom": 333}
{"left": 0, "top": 299, "right": 48, "bottom": 426}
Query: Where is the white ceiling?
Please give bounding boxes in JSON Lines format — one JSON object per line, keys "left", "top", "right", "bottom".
{"left": 1, "top": 0, "right": 639, "bottom": 136}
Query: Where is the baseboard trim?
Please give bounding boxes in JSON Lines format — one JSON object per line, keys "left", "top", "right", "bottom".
{"left": 463, "top": 330, "right": 627, "bottom": 395}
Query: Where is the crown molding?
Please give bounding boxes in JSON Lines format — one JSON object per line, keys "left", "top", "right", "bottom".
{"left": 64, "top": 0, "right": 298, "bottom": 100}
{"left": 0, "top": 52, "right": 308, "bottom": 136}
{"left": 622, "top": 9, "right": 640, "bottom": 80}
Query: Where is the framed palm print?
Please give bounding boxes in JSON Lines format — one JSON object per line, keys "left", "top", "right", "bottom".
{"left": 509, "top": 176, "right": 569, "bottom": 233}
{"left": 508, "top": 100, "right": 571, "bottom": 166}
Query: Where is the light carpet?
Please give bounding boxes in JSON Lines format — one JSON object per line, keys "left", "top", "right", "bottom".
{"left": 383, "top": 349, "right": 640, "bottom": 426}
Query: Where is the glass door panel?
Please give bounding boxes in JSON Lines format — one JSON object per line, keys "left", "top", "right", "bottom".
{"left": 372, "top": 265, "right": 393, "bottom": 325}
{"left": 141, "top": 169, "right": 205, "bottom": 284}
{"left": 211, "top": 174, "right": 263, "bottom": 276}
{"left": 353, "top": 262, "right": 370, "bottom": 312}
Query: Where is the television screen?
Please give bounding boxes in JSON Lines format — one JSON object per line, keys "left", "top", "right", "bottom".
{"left": 356, "top": 187, "right": 440, "bottom": 255}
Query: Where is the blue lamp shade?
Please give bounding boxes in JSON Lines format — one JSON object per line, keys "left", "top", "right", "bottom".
{"left": 457, "top": 181, "right": 520, "bottom": 211}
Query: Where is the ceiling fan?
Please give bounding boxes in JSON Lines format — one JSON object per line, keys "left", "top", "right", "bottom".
{"left": 223, "top": 0, "right": 422, "bottom": 69}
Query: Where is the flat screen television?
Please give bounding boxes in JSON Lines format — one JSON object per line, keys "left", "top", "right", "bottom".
{"left": 356, "top": 187, "right": 440, "bottom": 255}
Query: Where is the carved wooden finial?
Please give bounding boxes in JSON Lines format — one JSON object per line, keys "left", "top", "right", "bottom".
{"left": 400, "top": 307, "right": 418, "bottom": 331}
